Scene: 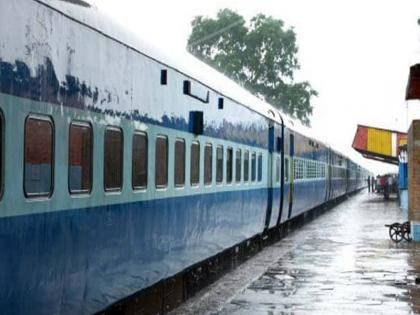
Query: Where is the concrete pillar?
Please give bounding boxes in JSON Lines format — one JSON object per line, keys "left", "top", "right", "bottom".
{"left": 399, "top": 150, "right": 408, "bottom": 216}
{"left": 408, "top": 120, "right": 420, "bottom": 241}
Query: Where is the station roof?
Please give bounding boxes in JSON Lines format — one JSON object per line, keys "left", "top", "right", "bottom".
{"left": 352, "top": 125, "right": 407, "bottom": 165}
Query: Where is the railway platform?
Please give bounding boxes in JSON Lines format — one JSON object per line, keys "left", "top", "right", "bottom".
{"left": 170, "top": 191, "right": 420, "bottom": 315}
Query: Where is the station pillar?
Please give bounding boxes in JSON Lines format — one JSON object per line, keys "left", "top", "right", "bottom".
{"left": 399, "top": 159, "right": 408, "bottom": 214}
{"left": 408, "top": 120, "right": 420, "bottom": 241}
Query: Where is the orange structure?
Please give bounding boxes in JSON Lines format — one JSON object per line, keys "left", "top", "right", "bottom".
{"left": 352, "top": 125, "right": 407, "bottom": 165}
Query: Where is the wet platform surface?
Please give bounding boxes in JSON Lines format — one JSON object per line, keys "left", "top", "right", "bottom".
{"left": 171, "top": 191, "right": 420, "bottom": 315}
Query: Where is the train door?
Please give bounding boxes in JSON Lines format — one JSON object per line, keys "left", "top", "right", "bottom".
{"left": 277, "top": 124, "right": 284, "bottom": 227}
{"left": 265, "top": 120, "right": 284, "bottom": 230}
{"left": 287, "top": 133, "right": 294, "bottom": 219}
{"left": 264, "top": 123, "right": 275, "bottom": 230}
{"left": 326, "top": 148, "right": 332, "bottom": 201}
{"left": 345, "top": 159, "right": 350, "bottom": 193}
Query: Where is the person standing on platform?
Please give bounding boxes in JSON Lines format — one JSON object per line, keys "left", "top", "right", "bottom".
{"left": 367, "top": 176, "right": 371, "bottom": 193}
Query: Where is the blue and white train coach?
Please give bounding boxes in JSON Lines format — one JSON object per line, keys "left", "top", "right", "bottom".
{"left": 0, "top": 0, "right": 369, "bottom": 314}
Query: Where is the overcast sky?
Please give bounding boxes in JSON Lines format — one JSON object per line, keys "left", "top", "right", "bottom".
{"left": 94, "top": 0, "right": 420, "bottom": 174}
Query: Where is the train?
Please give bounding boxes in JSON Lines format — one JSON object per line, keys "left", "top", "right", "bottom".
{"left": 0, "top": 1, "right": 369, "bottom": 314}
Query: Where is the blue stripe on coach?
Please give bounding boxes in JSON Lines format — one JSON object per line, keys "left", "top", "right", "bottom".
{"left": 0, "top": 188, "right": 268, "bottom": 315}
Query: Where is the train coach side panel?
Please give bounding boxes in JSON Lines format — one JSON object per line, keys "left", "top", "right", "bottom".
{"left": 0, "top": 1, "right": 369, "bottom": 314}
{"left": 0, "top": 1, "right": 270, "bottom": 314}
{"left": 288, "top": 133, "right": 328, "bottom": 219}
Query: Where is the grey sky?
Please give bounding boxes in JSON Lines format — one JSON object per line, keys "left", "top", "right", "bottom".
{"left": 95, "top": 0, "right": 420, "bottom": 174}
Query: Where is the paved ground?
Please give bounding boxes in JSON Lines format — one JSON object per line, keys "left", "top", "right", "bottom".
{"left": 170, "top": 191, "right": 420, "bottom": 315}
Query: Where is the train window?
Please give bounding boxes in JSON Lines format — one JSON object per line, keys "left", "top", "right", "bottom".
{"left": 251, "top": 152, "right": 256, "bottom": 182}
{"left": 235, "top": 149, "right": 241, "bottom": 182}
{"left": 244, "top": 150, "right": 249, "bottom": 182}
{"left": 314, "top": 162, "right": 318, "bottom": 178}
{"left": 320, "top": 163, "right": 326, "bottom": 178}
{"left": 226, "top": 147, "right": 233, "bottom": 184}
{"left": 24, "top": 116, "right": 54, "bottom": 198}
{"left": 276, "top": 156, "right": 280, "bottom": 183}
{"left": 216, "top": 145, "right": 223, "bottom": 184}
{"left": 191, "top": 141, "right": 200, "bottom": 186}
{"left": 161, "top": 69, "right": 168, "bottom": 85}
{"left": 204, "top": 143, "right": 212, "bottom": 185}
{"left": 155, "top": 135, "right": 168, "bottom": 188}
{"left": 307, "top": 161, "right": 316, "bottom": 179}
{"left": 285, "top": 158, "right": 289, "bottom": 182}
{"left": 104, "top": 127, "right": 123, "bottom": 191}
{"left": 300, "top": 160, "right": 304, "bottom": 179}
{"left": 294, "top": 159, "right": 304, "bottom": 180}
{"left": 174, "top": 138, "right": 185, "bottom": 187}
{"left": 257, "top": 153, "right": 262, "bottom": 182}
{"left": 132, "top": 132, "right": 148, "bottom": 190}
{"left": 218, "top": 97, "right": 224, "bottom": 110}
{"left": 69, "top": 122, "right": 92, "bottom": 194}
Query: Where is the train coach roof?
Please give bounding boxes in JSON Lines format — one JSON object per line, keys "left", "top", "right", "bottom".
{"left": 37, "top": 0, "right": 327, "bottom": 142}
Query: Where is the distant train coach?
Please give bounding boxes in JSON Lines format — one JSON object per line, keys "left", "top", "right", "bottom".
{"left": 0, "top": 1, "right": 369, "bottom": 314}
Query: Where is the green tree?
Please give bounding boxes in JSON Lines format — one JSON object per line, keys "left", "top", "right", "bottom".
{"left": 187, "top": 9, "right": 317, "bottom": 125}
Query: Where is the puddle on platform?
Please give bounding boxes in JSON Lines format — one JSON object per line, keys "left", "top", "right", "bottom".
{"left": 219, "top": 192, "right": 420, "bottom": 315}
{"left": 171, "top": 192, "right": 420, "bottom": 315}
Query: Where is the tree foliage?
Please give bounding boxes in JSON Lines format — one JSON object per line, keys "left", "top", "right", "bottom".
{"left": 187, "top": 9, "right": 317, "bottom": 125}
